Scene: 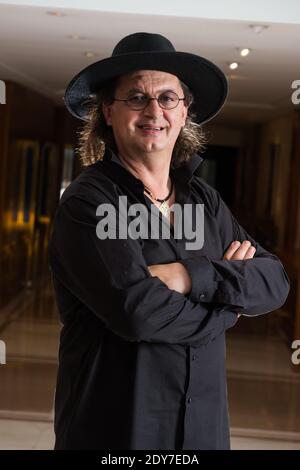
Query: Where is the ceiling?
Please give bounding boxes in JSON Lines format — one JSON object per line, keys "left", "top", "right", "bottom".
{"left": 0, "top": 0, "right": 299, "bottom": 126}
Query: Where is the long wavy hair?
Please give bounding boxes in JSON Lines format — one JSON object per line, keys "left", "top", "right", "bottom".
{"left": 77, "top": 76, "right": 206, "bottom": 168}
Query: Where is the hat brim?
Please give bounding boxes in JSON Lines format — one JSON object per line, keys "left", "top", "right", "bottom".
{"left": 64, "top": 51, "right": 228, "bottom": 124}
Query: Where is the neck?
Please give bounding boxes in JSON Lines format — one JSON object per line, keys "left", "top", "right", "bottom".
{"left": 117, "top": 150, "right": 172, "bottom": 199}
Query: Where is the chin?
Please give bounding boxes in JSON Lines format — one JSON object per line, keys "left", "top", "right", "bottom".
{"left": 142, "top": 139, "right": 169, "bottom": 152}
{"left": 145, "top": 145, "right": 166, "bottom": 154}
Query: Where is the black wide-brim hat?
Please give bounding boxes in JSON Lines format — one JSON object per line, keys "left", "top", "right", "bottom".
{"left": 64, "top": 32, "right": 228, "bottom": 124}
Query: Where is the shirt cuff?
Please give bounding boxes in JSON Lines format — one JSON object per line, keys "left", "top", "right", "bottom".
{"left": 223, "top": 310, "right": 239, "bottom": 330}
{"left": 179, "top": 255, "right": 221, "bottom": 303}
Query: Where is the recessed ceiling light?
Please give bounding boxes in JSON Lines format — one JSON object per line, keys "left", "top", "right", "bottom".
{"left": 240, "top": 48, "right": 250, "bottom": 57}
{"left": 84, "top": 52, "right": 97, "bottom": 58}
{"left": 248, "top": 24, "right": 269, "bottom": 34}
{"left": 47, "top": 11, "right": 66, "bottom": 17}
{"left": 229, "top": 62, "right": 239, "bottom": 70}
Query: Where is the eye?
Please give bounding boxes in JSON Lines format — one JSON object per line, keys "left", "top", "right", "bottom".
{"left": 128, "top": 94, "right": 147, "bottom": 104}
{"left": 159, "top": 92, "right": 177, "bottom": 103}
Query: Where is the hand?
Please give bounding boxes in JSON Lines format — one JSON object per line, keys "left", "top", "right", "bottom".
{"left": 147, "top": 262, "right": 191, "bottom": 295}
{"left": 223, "top": 240, "right": 256, "bottom": 261}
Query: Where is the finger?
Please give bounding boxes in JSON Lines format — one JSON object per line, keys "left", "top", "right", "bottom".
{"left": 230, "top": 240, "right": 252, "bottom": 260}
{"left": 147, "top": 265, "right": 155, "bottom": 276}
{"left": 223, "top": 241, "right": 241, "bottom": 260}
{"left": 244, "top": 246, "right": 256, "bottom": 260}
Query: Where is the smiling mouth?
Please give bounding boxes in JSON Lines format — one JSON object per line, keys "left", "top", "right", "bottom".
{"left": 137, "top": 125, "right": 165, "bottom": 131}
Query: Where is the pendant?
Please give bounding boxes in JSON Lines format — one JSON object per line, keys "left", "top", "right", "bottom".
{"left": 159, "top": 201, "right": 170, "bottom": 217}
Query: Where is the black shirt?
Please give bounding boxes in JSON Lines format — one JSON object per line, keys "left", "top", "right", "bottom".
{"left": 49, "top": 148, "right": 290, "bottom": 450}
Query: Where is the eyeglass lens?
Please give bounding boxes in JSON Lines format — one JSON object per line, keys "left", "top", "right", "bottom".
{"left": 128, "top": 91, "right": 180, "bottom": 109}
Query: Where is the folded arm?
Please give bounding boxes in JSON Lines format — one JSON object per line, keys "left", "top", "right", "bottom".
{"left": 149, "top": 192, "right": 289, "bottom": 316}
{"left": 49, "top": 194, "right": 237, "bottom": 347}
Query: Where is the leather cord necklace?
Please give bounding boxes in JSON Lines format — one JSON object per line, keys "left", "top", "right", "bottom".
{"left": 143, "top": 177, "right": 174, "bottom": 217}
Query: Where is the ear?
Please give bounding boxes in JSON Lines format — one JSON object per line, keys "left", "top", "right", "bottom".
{"left": 102, "top": 103, "right": 113, "bottom": 126}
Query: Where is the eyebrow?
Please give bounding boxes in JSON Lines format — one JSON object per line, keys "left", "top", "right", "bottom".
{"left": 125, "top": 87, "right": 178, "bottom": 95}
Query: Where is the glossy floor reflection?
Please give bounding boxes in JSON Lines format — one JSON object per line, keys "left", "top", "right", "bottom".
{"left": 0, "top": 279, "right": 299, "bottom": 449}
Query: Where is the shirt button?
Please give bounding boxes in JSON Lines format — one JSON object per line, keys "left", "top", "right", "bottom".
{"left": 199, "top": 293, "right": 206, "bottom": 299}
{"left": 187, "top": 397, "right": 192, "bottom": 404}
{"left": 192, "top": 355, "right": 196, "bottom": 361}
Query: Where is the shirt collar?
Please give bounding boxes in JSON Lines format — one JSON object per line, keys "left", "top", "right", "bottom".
{"left": 101, "top": 147, "right": 204, "bottom": 190}
{"left": 110, "top": 152, "right": 126, "bottom": 168}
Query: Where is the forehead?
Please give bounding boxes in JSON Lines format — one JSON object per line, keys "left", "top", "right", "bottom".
{"left": 116, "top": 70, "right": 181, "bottom": 91}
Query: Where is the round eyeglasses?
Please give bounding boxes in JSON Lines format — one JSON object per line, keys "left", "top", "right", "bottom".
{"left": 113, "top": 91, "right": 185, "bottom": 110}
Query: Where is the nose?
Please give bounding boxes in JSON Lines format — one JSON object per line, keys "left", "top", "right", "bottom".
{"left": 143, "top": 98, "right": 163, "bottom": 119}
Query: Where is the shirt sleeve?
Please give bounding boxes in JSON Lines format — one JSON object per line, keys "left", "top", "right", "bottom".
{"left": 180, "top": 187, "right": 290, "bottom": 316}
{"left": 49, "top": 194, "right": 238, "bottom": 347}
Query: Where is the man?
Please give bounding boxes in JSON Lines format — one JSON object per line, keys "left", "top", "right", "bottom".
{"left": 49, "top": 32, "right": 289, "bottom": 450}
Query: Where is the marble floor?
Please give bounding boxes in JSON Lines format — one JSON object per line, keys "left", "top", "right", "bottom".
{"left": 0, "top": 277, "right": 300, "bottom": 450}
